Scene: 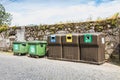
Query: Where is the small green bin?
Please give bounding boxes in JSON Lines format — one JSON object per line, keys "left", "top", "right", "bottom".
{"left": 28, "top": 41, "right": 47, "bottom": 56}
{"left": 13, "top": 41, "right": 28, "bottom": 55}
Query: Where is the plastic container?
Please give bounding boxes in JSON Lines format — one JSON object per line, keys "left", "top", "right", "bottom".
{"left": 28, "top": 41, "right": 47, "bottom": 57}
{"left": 13, "top": 41, "right": 28, "bottom": 55}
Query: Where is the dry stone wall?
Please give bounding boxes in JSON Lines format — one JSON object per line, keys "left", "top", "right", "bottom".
{"left": 0, "top": 18, "right": 120, "bottom": 60}
{"left": 24, "top": 18, "right": 120, "bottom": 60}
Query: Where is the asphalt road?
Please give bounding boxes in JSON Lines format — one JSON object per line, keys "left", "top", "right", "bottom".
{"left": 0, "top": 53, "right": 120, "bottom": 80}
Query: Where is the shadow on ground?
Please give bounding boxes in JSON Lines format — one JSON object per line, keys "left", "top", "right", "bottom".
{"left": 109, "top": 55, "right": 120, "bottom": 66}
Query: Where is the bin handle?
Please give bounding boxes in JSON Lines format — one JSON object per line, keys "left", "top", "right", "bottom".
{"left": 22, "top": 43, "right": 26, "bottom": 46}
{"left": 40, "top": 44, "right": 43, "bottom": 47}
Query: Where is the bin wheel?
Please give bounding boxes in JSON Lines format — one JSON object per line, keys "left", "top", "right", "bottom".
{"left": 36, "top": 56, "right": 39, "bottom": 58}
{"left": 27, "top": 54, "right": 30, "bottom": 57}
{"left": 18, "top": 53, "right": 21, "bottom": 56}
{"left": 29, "top": 54, "right": 32, "bottom": 57}
{"left": 13, "top": 53, "right": 16, "bottom": 55}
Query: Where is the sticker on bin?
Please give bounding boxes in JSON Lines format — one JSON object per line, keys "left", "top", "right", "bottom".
{"left": 14, "top": 44, "right": 19, "bottom": 50}
{"left": 30, "top": 46, "right": 35, "bottom": 53}
{"left": 66, "top": 34, "right": 72, "bottom": 42}
{"left": 101, "top": 38, "right": 105, "bottom": 44}
{"left": 50, "top": 35, "right": 56, "bottom": 42}
{"left": 84, "top": 34, "right": 92, "bottom": 43}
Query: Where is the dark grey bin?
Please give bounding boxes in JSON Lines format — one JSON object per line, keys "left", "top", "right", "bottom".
{"left": 80, "top": 33, "right": 105, "bottom": 64}
{"left": 62, "top": 34, "right": 80, "bottom": 61}
{"left": 47, "top": 34, "right": 65, "bottom": 59}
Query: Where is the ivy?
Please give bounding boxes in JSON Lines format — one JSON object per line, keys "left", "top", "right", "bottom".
{"left": 0, "top": 25, "right": 8, "bottom": 33}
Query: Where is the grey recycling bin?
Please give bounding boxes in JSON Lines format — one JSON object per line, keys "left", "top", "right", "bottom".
{"left": 47, "top": 34, "right": 65, "bottom": 59}
{"left": 62, "top": 34, "right": 80, "bottom": 61}
{"left": 80, "top": 33, "right": 105, "bottom": 64}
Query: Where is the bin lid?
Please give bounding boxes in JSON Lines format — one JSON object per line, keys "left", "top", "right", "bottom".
{"left": 82, "top": 32, "right": 103, "bottom": 36}
{"left": 51, "top": 35, "right": 55, "bottom": 37}
{"left": 28, "top": 41, "right": 47, "bottom": 44}
{"left": 48, "top": 34, "right": 66, "bottom": 37}
{"left": 13, "top": 41, "right": 26, "bottom": 44}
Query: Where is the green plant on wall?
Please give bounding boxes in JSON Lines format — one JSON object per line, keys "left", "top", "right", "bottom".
{"left": 12, "top": 26, "right": 17, "bottom": 29}
{"left": 58, "top": 24, "right": 64, "bottom": 30}
{"left": 38, "top": 24, "right": 42, "bottom": 30}
{"left": 107, "top": 12, "right": 119, "bottom": 27}
{"left": 98, "top": 26, "right": 104, "bottom": 32}
{"left": 40, "top": 25, "right": 46, "bottom": 30}
{"left": 0, "top": 25, "right": 9, "bottom": 39}
{"left": 0, "top": 25, "right": 8, "bottom": 33}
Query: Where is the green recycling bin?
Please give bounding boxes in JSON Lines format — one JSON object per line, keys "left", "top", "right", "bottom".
{"left": 13, "top": 41, "right": 28, "bottom": 55}
{"left": 28, "top": 41, "right": 47, "bottom": 57}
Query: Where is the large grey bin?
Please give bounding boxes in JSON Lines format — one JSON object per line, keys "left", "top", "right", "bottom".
{"left": 62, "top": 34, "right": 80, "bottom": 61}
{"left": 80, "top": 33, "right": 105, "bottom": 64}
{"left": 48, "top": 34, "right": 65, "bottom": 59}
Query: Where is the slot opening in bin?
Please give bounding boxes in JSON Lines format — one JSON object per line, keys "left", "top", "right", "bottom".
{"left": 66, "top": 34, "right": 72, "bottom": 42}
{"left": 51, "top": 37, "right": 55, "bottom": 39}
{"left": 67, "top": 36, "right": 72, "bottom": 39}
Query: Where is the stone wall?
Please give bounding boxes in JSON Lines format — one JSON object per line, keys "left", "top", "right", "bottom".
{"left": 16, "top": 27, "right": 25, "bottom": 41}
{"left": 0, "top": 18, "right": 120, "bottom": 60}
{"left": 0, "top": 27, "right": 16, "bottom": 51}
{"left": 24, "top": 18, "right": 120, "bottom": 60}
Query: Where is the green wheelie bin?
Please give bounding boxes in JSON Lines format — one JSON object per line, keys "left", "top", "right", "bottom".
{"left": 28, "top": 41, "right": 47, "bottom": 57}
{"left": 13, "top": 41, "right": 28, "bottom": 55}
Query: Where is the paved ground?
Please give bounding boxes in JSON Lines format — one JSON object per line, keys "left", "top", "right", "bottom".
{"left": 0, "top": 53, "right": 120, "bottom": 80}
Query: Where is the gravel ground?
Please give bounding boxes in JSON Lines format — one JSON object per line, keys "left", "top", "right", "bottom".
{"left": 0, "top": 53, "right": 120, "bottom": 80}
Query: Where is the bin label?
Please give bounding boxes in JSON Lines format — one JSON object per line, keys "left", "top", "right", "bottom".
{"left": 101, "top": 38, "right": 105, "bottom": 44}
{"left": 30, "top": 45, "right": 35, "bottom": 53}
{"left": 50, "top": 35, "right": 56, "bottom": 42}
{"left": 14, "top": 44, "right": 19, "bottom": 50}
{"left": 66, "top": 34, "right": 72, "bottom": 42}
{"left": 84, "top": 34, "right": 92, "bottom": 43}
